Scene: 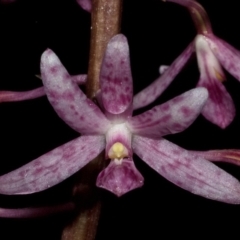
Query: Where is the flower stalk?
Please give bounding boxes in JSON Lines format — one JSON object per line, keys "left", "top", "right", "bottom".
{"left": 86, "top": 0, "right": 123, "bottom": 99}
{"left": 166, "top": 0, "right": 212, "bottom": 34}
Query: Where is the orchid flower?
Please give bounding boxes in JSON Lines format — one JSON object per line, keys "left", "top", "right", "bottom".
{"left": 135, "top": 0, "right": 240, "bottom": 129}
{"left": 1, "top": 34, "right": 240, "bottom": 204}
{"left": 167, "top": 0, "right": 239, "bottom": 129}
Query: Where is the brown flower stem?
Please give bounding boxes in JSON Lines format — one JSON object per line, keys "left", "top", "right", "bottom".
{"left": 86, "top": 0, "right": 123, "bottom": 99}
{"left": 165, "top": 0, "right": 212, "bottom": 34}
{"left": 61, "top": 1, "right": 122, "bottom": 240}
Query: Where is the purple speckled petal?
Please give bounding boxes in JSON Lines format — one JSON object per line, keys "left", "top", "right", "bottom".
{"left": 195, "top": 35, "right": 235, "bottom": 128}
{"left": 96, "top": 158, "right": 144, "bottom": 196}
{"left": 206, "top": 35, "right": 240, "bottom": 81}
{"left": 0, "top": 135, "right": 105, "bottom": 195}
{"left": 128, "top": 88, "right": 208, "bottom": 138}
{"left": 0, "top": 74, "right": 87, "bottom": 103}
{"left": 0, "top": 202, "right": 74, "bottom": 218}
{"left": 133, "top": 42, "right": 193, "bottom": 110}
{"left": 198, "top": 78, "right": 235, "bottom": 128}
{"left": 76, "top": 0, "right": 92, "bottom": 12}
{"left": 41, "top": 49, "right": 110, "bottom": 135}
{"left": 100, "top": 34, "right": 133, "bottom": 118}
{"left": 133, "top": 136, "right": 240, "bottom": 204}
{"left": 191, "top": 149, "right": 240, "bottom": 167}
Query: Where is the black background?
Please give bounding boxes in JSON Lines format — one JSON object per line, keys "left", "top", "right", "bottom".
{"left": 0, "top": 0, "right": 240, "bottom": 239}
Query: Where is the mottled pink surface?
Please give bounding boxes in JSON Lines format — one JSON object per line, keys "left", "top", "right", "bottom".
{"left": 41, "top": 49, "right": 110, "bottom": 134}
{"left": 133, "top": 42, "right": 193, "bottom": 110}
{"left": 195, "top": 35, "right": 235, "bottom": 128}
{"left": 207, "top": 35, "right": 240, "bottom": 82}
{"left": 197, "top": 77, "right": 235, "bottom": 128}
{"left": 96, "top": 158, "right": 144, "bottom": 196}
{"left": 133, "top": 136, "right": 240, "bottom": 204}
{"left": 0, "top": 136, "right": 105, "bottom": 194}
{"left": 128, "top": 88, "right": 208, "bottom": 138}
{"left": 100, "top": 35, "right": 133, "bottom": 116}
{"left": 1, "top": 33, "right": 240, "bottom": 203}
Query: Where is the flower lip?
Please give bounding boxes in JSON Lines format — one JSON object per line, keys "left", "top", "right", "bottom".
{"left": 96, "top": 158, "right": 144, "bottom": 197}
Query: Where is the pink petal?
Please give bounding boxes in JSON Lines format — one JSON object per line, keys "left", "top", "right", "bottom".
{"left": 100, "top": 34, "right": 133, "bottom": 118}
{"left": 0, "top": 202, "right": 74, "bottom": 218}
{"left": 206, "top": 35, "right": 240, "bottom": 81}
{"left": 128, "top": 88, "right": 208, "bottom": 138}
{"left": 0, "top": 135, "right": 105, "bottom": 195}
{"left": 0, "top": 87, "right": 45, "bottom": 103}
{"left": 41, "top": 49, "right": 110, "bottom": 135}
{"left": 195, "top": 35, "right": 235, "bottom": 128}
{"left": 191, "top": 149, "right": 240, "bottom": 166}
{"left": 198, "top": 78, "right": 235, "bottom": 128}
{"left": 76, "top": 0, "right": 92, "bottom": 12}
{"left": 133, "top": 42, "right": 193, "bottom": 110}
{"left": 0, "top": 74, "right": 87, "bottom": 103}
{"left": 133, "top": 136, "right": 240, "bottom": 204}
{"left": 96, "top": 158, "right": 144, "bottom": 196}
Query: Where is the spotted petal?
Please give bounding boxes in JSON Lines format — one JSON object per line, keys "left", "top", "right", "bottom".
{"left": 196, "top": 35, "right": 235, "bottom": 128}
{"left": 133, "top": 42, "right": 193, "bottom": 110}
{"left": 100, "top": 34, "right": 133, "bottom": 119}
{"left": 41, "top": 49, "right": 110, "bottom": 134}
{"left": 128, "top": 88, "right": 208, "bottom": 138}
{"left": 133, "top": 136, "right": 240, "bottom": 204}
{"left": 0, "top": 135, "right": 105, "bottom": 195}
{"left": 206, "top": 35, "right": 240, "bottom": 82}
{"left": 96, "top": 158, "right": 144, "bottom": 196}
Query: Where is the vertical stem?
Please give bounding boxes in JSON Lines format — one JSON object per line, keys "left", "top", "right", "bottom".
{"left": 87, "top": 0, "right": 123, "bottom": 99}
{"left": 61, "top": 1, "right": 122, "bottom": 240}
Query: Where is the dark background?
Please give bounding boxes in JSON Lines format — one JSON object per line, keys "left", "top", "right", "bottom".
{"left": 0, "top": 0, "right": 240, "bottom": 239}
